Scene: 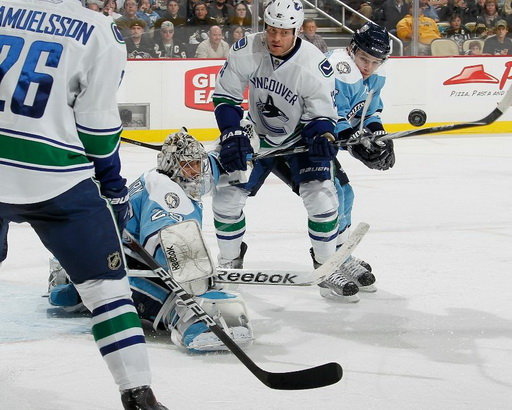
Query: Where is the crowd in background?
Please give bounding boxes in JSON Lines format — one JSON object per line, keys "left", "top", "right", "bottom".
{"left": 84, "top": 0, "right": 512, "bottom": 57}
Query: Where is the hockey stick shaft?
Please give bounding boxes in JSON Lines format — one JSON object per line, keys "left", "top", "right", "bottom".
{"left": 253, "top": 84, "right": 512, "bottom": 159}
{"left": 121, "top": 136, "right": 162, "bottom": 150}
{"left": 123, "top": 231, "right": 343, "bottom": 390}
{"left": 377, "top": 83, "right": 512, "bottom": 142}
{"left": 127, "top": 222, "right": 369, "bottom": 286}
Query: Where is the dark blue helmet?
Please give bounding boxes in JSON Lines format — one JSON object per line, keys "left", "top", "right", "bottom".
{"left": 350, "top": 22, "right": 391, "bottom": 61}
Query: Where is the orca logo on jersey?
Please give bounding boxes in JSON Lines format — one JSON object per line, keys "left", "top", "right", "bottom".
{"left": 107, "top": 252, "right": 122, "bottom": 270}
{"left": 256, "top": 95, "right": 288, "bottom": 134}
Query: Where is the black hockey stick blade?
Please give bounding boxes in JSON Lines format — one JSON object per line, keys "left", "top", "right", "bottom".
{"left": 378, "top": 83, "right": 512, "bottom": 141}
{"left": 123, "top": 231, "right": 343, "bottom": 390}
{"left": 121, "top": 136, "right": 162, "bottom": 150}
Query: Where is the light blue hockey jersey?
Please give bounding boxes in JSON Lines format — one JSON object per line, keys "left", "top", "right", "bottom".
{"left": 125, "top": 155, "right": 220, "bottom": 269}
{"left": 326, "top": 48, "right": 387, "bottom": 136}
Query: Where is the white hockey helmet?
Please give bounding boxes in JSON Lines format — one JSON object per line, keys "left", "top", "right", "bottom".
{"left": 264, "top": 0, "right": 304, "bottom": 34}
{"left": 157, "top": 127, "right": 209, "bottom": 201}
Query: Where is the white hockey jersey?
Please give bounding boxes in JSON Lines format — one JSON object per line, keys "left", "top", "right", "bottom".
{"left": 327, "top": 48, "right": 387, "bottom": 136}
{"left": 0, "top": 0, "right": 127, "bottom": 204}
{"left": 213, "top": 34, "right": 337, "bottom": 150}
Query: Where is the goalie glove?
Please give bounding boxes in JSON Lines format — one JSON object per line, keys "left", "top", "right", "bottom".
{"left": 307, "top": 132, "right": 338, "bottom": 162}
{"left": 348, "top": 128, "right": 395, "bottom": 171}
{"left": 218, "top": 126, "right": 254, "bottom": 173}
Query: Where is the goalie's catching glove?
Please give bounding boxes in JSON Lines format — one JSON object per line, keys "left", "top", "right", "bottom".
{"left": 219, "top": 126, "right": 254, "bottom": 172}
{"left": 348, "top": 128, "right": 395, "bottom": 171}
{"left": 102, "top": 186, "right": 132, "bottom": 233}
{"left": 307, "top": 132, "right": 338, "bottom": 162}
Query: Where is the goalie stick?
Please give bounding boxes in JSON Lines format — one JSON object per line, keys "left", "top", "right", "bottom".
{"left": 123, "top": 231, "right": 343, "bottom": 390}
{"left": 128, "top": 222, "right": 370, "bottom": 287}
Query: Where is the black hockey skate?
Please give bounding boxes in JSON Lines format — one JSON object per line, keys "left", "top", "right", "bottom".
{"left": 310, "top": 248, "right": 360, "bottom": 303}
{"left": 121, "top": 386, "right": 168, "bottom": 410}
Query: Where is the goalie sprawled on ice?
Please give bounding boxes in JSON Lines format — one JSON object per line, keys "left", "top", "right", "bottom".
{"left": 47, "top": 129, "right": 253, "bottom": 353}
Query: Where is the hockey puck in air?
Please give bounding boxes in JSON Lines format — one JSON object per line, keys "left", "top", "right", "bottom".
{"left": 408, "top": 109, "right": 427, "bottom": 127}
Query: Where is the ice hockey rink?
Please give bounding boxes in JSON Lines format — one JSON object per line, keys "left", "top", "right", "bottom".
{"left": 1, "top": 134, "right": 511, "bottom": 409}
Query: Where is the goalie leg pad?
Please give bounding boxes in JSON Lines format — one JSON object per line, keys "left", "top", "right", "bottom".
{"left": 167, "top": 290, "right": 253, "bottom": 353}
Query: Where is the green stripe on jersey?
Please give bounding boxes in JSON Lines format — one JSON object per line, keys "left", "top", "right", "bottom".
{"left": 0, "top": 134, "right": 89, "bottom": 167}
{"left": 78, "top": 130, "right": 120, "bottom": 156}
{"left": 91, "top": 311, "right": 142, "bottom": 342}
{"left": 308, "top": 217, "right": 339, "bottom": 233}
{"left": 214, "top": 218, "right": 246, "bottom": 233}
{"left": 212, "top": 97, "right": 240, "bottom": 108}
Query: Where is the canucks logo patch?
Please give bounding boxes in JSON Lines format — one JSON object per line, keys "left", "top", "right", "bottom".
{"left": 233, "top": 37, "right": 248, "bottom": 51}
{"left": 111, "top": 23, "right": 125, "bottom": 44}
{"left": 319, "top": 59, "right": 333, "bottom": 77}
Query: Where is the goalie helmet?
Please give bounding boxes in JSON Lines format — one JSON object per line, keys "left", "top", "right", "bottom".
{"left": 157, "top": 128, "right": 209, "bottom": 201}
{"left": 264, "top": 0, "right": 304, "bottom": 34}
{"left": 350, "top": 22, "right": 391, "bottom": 61}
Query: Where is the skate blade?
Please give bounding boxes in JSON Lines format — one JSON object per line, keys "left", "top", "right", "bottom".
{"left": 319, "top": 289, "right": 360, "bottom": 303}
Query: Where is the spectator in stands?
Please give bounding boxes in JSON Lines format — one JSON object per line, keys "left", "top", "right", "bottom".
{"left": 444, "top": 13, "right": 472, "bottom": 51}
{"left": 209, "top": 0, "right": 235, "bottom": 27}
{"left": 186, "top": 1, "right": 217, "bottom": 55}
{"left": 154, "top": 21, "right": 188, "bottom": 58}
{"left": 299, "top": 18, "right": 329, "bottom": 53}
{"left": 103, "top": 0, "right": 122, "bottom": 20}
{"left": 86, "top": 0, "right": 104, "bottom": 12}
{"left": 465, "top": 38, "right": 484, "bottom": 53}
{"left": 155, "top": 0, "right": 187, "bottom": 28}
{"left": 227, "top": 24, "right": 246, "bottom": 45}
{"left": 483, "top": 19, "right": 512, "bottom": 52}
{"left": 438, "top": 0, "right": 476, "bottom": 25}
{"left": 125, "top": 19, "right": 157, "bottom": 57}
{"left": 474, "top": 0, "right": 501, "bottom": 38}
{"left": 419, "top": 0, "right": 440, "bottom": 21}
{"left": 137, "top": 0, "right": 160, "bottom": 31}
{"left": 228, "top": 1, "right": 253, "bottom": 35}
{"left": 346, "top": 1, "right": 373, "bottom": 29}
{"left": 153, "top": 0, "right": 168, "bottom": 17}
{"left": 375, "top": 0, "right": 409, "bottom": 34}
{"left": 396, "top": 2, "right": 442, "bottom": 54}
{"left": 116, "top": 0, "right": 146, "bottom": 38}
{"left": 195, "top": 25, "right": 231, "bottom": 57}
{"left": 244, "top": 0, "right": 264, "bottom": 22}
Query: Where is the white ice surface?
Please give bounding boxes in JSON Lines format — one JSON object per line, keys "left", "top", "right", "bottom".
{"left": 1, "top": 135, "right": 511, "bottom": 409}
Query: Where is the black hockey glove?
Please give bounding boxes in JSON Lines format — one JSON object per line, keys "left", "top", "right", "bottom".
{"left": 219, "top": 126, "right": 254, "bottom": 172}
{"left": 307, "top": 132, "right": 338, "bottom": 162}
{"left": 102, "top": 186, "right": 132, "bottom": 234}
{"left": 348, "top": 129, "right": 395, "bottom": 171}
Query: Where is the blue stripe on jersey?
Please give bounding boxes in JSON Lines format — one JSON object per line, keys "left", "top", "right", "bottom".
{"left": 99, "top": 335, "right": 146, "bottom": 356}
{"left": 92, "top": 298, "right": 133, "bottom": 316}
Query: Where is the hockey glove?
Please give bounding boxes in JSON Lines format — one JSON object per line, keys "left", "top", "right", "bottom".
{"left": 307, "top": 132, "right": 338, "bottom": 162}
{"left": 219, "top": 126, "right": 254, "bottom": 173}
{"left": 102, "top": 186, "right": 132, "bottom": 233}
{"left": 348, "top": 131, "right": 395, "bottom": 171}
